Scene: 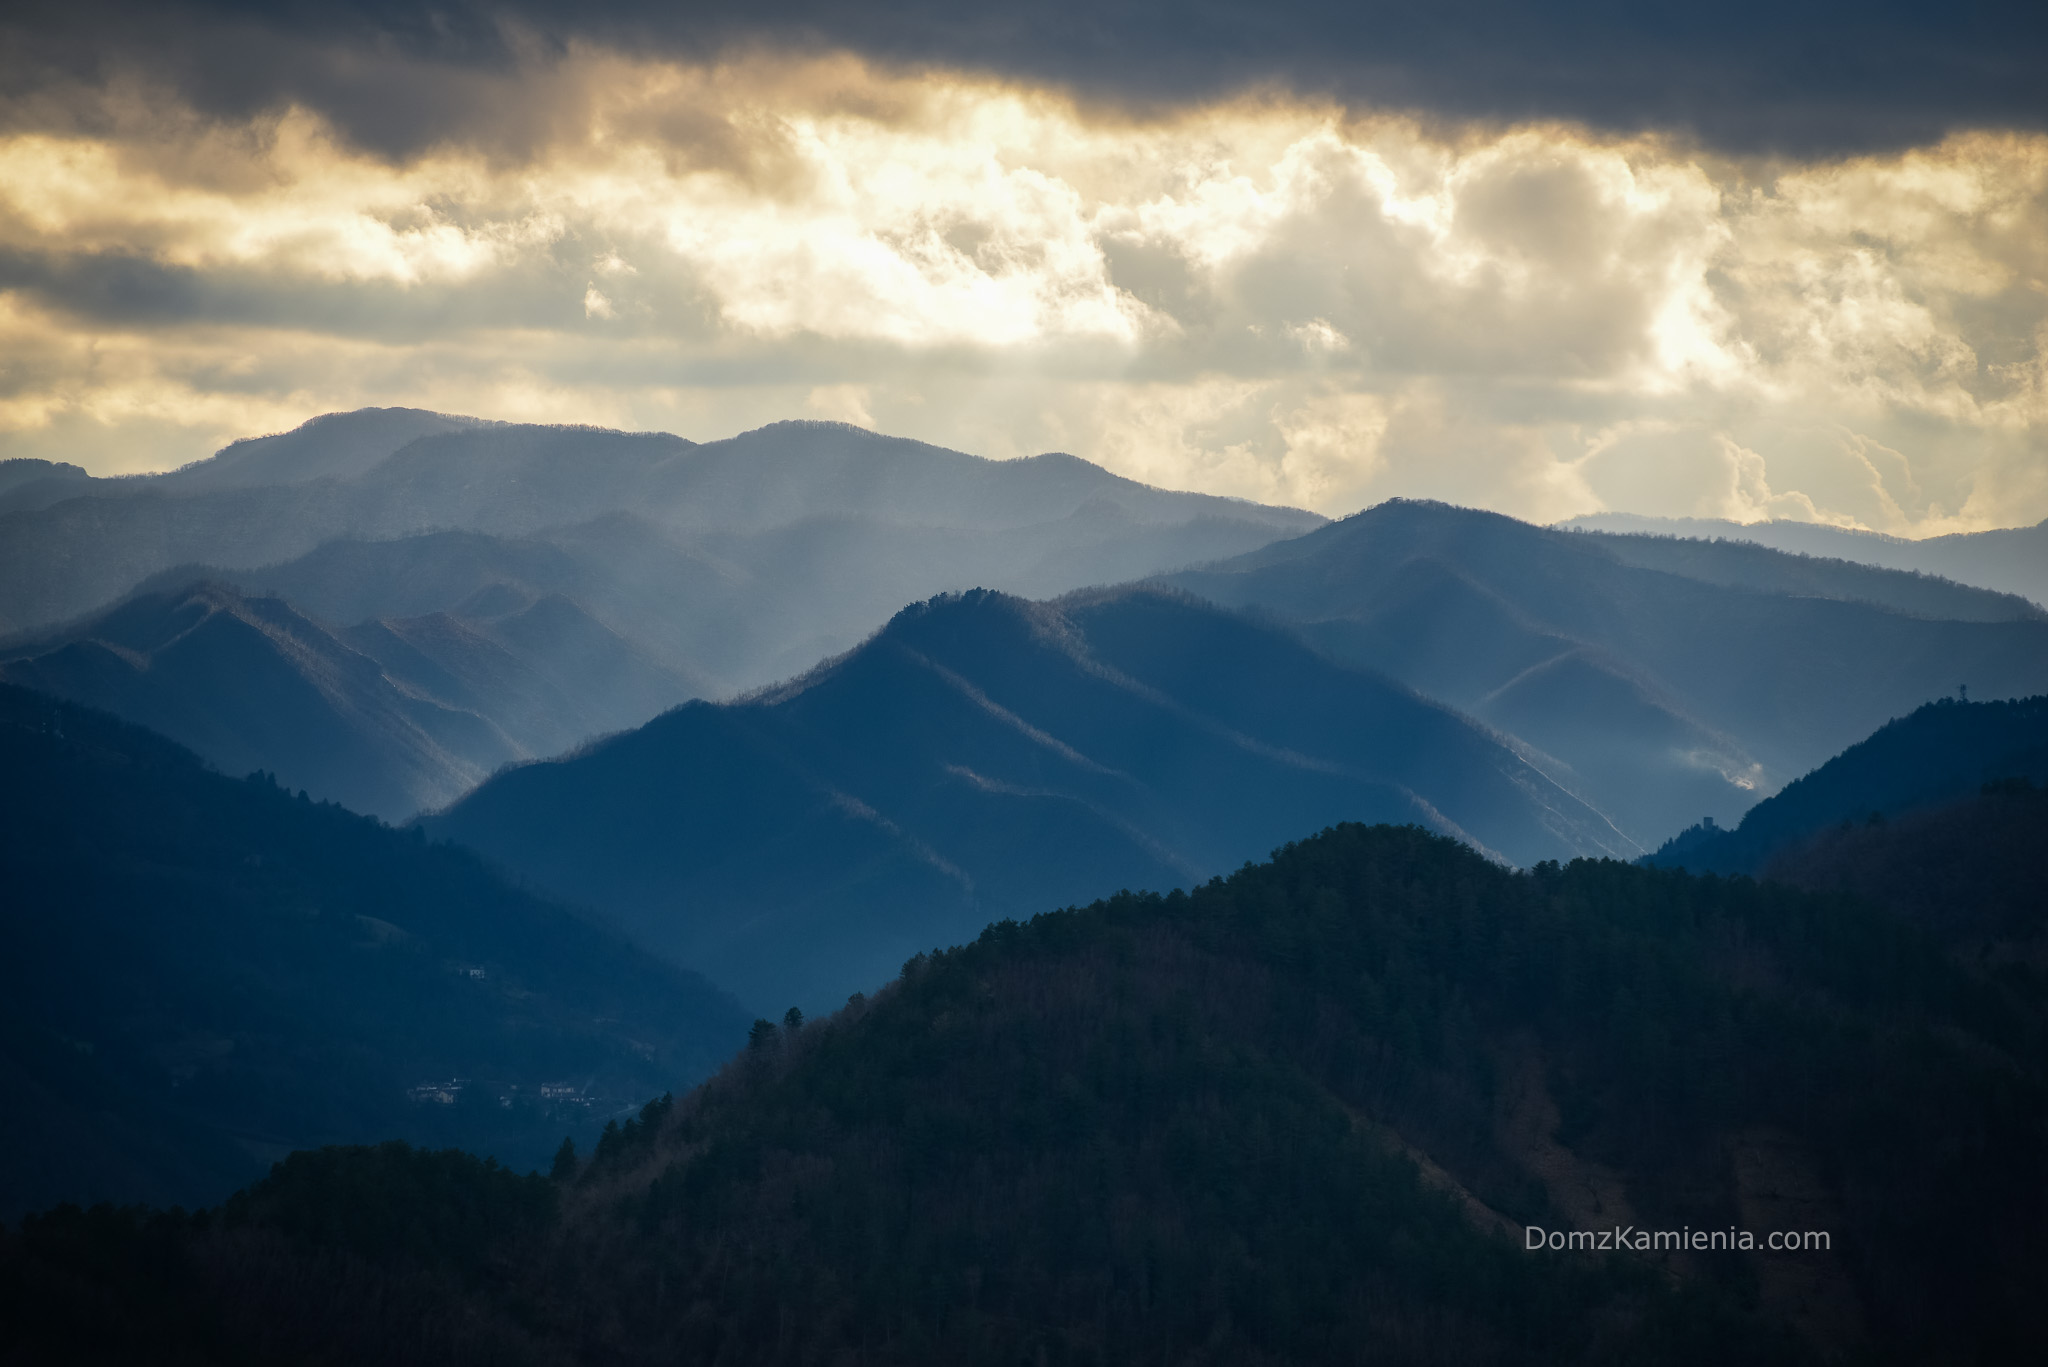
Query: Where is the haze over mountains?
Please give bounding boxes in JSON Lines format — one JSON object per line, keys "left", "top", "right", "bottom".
{"left": 0, "top": 580, "right": 695, "bottom": 819}
{"left": 1649, "top": 693, "right": 2048, "bottom": 974}
{"left": 0, "top": 411, "right": 1320, "bottom": 815}
{"left": 11, "top": 406, "right": 2048, "bottom": 1364}
{"left": 428, "top": 585, "right": 1631, "bottom": 1012}
{"left": 1560, "top": 511, "right": 2048, "bottom": 609}
{"left": 0, "top": 410, "right": 1321, "bottom": 640}
{"left": 1165, "top": 501, "right": 2048, "bottom": 845}
{"left": 1648, "top": 695, "right": 2048, "bottom": 878}
{"left": 9, "top": 411, "right": 2047, "bottom": 1009}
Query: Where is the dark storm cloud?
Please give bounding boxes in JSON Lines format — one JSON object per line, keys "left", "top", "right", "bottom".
{"left": 4, "top": 0, "right": 2045, "bottom": 158}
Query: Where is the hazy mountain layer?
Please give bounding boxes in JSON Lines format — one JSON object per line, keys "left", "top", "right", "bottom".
{"left": 0, "top": 582, "right": 517, "bottom": 819}
{"left": 428, "top": 586, "right": 1632, "bottom": 1013}
{"left": 155, "top": 407, "right": 490, "bottom": 491}
{"left": 1647, "top": 695, "right": 2048, "bottom": 877}
{"left": 0, "top": 580, "right": 698, "bottom": 820}
{"left": 1, "top": 413, "right": 1322, "bottom": 796}
{"left": 1572, "top": 529, "right": 2045, "bottom": 622}
{"left": 0, "top": 412, "right": 1321, "bottom": 638}
{"left": 1166, "top": 500, "right": 2048, "bottom": 844}
{"left": 14, "top": 824, "right": 2046, "bottom": 1365}
{"left": 0, "top": 458, "right": 92, "bottom": 515}
{"left": 136, "top": 501, "right": 1315, "bottom": 699}
{"left": 1560, "top": 511, "right": 2048, "bottom": 609}
{"left": 0, "top": 684, "right": 751, "bottom": 1221}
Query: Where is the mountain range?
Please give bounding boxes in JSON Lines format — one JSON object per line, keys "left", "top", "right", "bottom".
{"left": 0, "top": 411, "right": 1321, "bottom": 815}
{"left": 0, "top": 411, "right": 1321, "bottom": 641}
{"left": 1165, "top": 500, "right": 2048, "bottom": 844}
{"left": 1559, "top": 511, "right": 2048, "bottom": 609}
{"left": 426, "top": 584, "right": 1633, "bottom": 1013}
{"left": 10, "top": 407, "right": 2048, "bottom": 1364}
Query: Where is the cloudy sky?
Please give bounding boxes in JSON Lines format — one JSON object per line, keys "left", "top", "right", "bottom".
{"left": 2, "top": 1, "right": 2045, "bottom": 532}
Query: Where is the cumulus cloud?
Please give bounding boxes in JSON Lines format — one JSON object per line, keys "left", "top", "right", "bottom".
{"left": 0, "top": 48, "right": 2043, "bottom": 532}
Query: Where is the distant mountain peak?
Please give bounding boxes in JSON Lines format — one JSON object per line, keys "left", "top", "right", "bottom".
{"left": 163, "top": 406, "right": 493, "bottom": 490}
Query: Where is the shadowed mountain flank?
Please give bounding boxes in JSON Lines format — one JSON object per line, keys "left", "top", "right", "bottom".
{"left": 426, "top": 586, "right": 1630, "bottom": 1013}
{"left": 1165, "top": 501, "right": 2048, "bottom": 844}
{"left": 11, "top": 824, "right": 2047, "bottom": 1365}
{"left": 1647, "top": 695, "right": 2048, "bottom": 878}
{"left": 1760, "top": 779, "right": 2048, "bottom": 963}
{"left": 0, "top": 684, "right": 751, "bottom": 1222}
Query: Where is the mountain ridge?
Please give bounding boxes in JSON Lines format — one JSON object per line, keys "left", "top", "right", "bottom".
{"left": 1558, "top": 511, "right": 2048, "bottom": 608}
{"left": 0, "top": 410, "right": 1322, "bottom": 637}
{"left": 1164, "top": 499, "right": 2048, "bottom": 843}
{"left": 1646, "top": 694, "right": 2048, "bottom": 877}
{"left": 426, "top": 584, "right": 1635, "bottom": 1013}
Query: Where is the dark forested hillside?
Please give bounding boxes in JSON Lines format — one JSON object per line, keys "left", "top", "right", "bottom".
{"left": 0, "top": 684, "right": 751, "bottom": 1220}
{"left": 1166, "top": 500, "right": 2048, "bottom": 844}
{"left": 428, "top": 586, "right": 1632, "bottom": 1013}
{"left": 1648, "top": 695, "right": 2048, "bottom": 876}
{"left": 10, "top": 824, "right": 2045, "bottom": 1365}
{"left": 1759, "top": 780, "right": 2048, "bottom": 971}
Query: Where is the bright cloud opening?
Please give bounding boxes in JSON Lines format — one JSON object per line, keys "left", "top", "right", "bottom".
{"left": 0, "top": 50, "right": 2043, "bottom": 532}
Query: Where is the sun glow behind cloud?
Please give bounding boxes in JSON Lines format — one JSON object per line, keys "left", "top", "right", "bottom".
{"left": 0, "top": 49, "right": 2043, "bottom": 531}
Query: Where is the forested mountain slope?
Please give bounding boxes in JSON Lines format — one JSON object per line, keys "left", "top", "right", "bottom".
{"left": 0, "top": 685, "right": 750, "bottom": 1221}
{"left": 11, "top": 825, "right": 2045, "bottom": 1365}
{"left": 1648, "top": 695, "right": 2048, "bottom": 877}
{"left": 1764, "top": 778, "right": 2048, "bottom": 964}
{"left": 427, "top": 587, "right": 1631, "bottom": 1012}
{"left": 1166, "top": 500, "right": 2048, "bottom": 843}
